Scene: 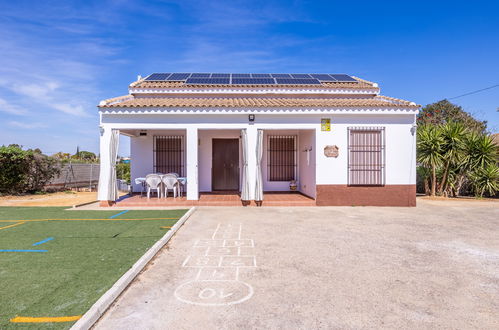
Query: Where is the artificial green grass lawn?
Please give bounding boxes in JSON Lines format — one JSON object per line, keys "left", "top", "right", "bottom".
{"left": 0, "top": 207, "right": 188, "bottom": 329}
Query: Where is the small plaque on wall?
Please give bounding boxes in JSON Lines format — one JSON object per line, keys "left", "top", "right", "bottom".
{"left": 324, "top": 145, "right": 339, "bottom": 158}
{"left": 321, "top": 118, "right": 331, "bottom": 131}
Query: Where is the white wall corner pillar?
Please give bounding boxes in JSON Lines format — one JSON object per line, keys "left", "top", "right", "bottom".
{"left": 186, "top": 127, "right": 199, "bottom": 200}
{"left": 246, "top": 126, "right": 258, "bottom": 200}
{"left": 97, "top": 126, "right": 111, "bottom": 202}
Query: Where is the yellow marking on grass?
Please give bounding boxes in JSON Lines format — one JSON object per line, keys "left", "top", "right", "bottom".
{"left": 0, "top": 221, "right": 25, "bottom": 230}
{"left": 10, "top": 315, "right": 82, "bottom": 323}
{"left": 160, "top": 226, "right": 172, "bottom": 229}
{"left": 0, "top": 218, "right": 179, "bottom": 223}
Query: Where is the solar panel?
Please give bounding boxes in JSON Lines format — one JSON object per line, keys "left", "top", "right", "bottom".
{"left": 185, "top": 78, "right": 231, "bottom": 84}
{"left": 145, "top": 73, "right": 171, "bottom": 81}
{"left": 329, "top": 74, "right": 357, "bottom": 82}
{"left": 232, "top": 78, "right": 276, "bottom": 85}
{"left": 167, "top": 73, "right": 191, "bottom": 81}
{"left": 190, "top": 73, "right": 211, "bottom": 78}
{"left": 310, "top": 74, "right": 336, "bottom": 81}
{"left": 275, "top": 78, "right": 321, "bottom": 85}
{"left": 144, "top": 72, "right": 358, "bottom": 85}
{"left": 211, "top": 73, "right": 230, "bottom": 78}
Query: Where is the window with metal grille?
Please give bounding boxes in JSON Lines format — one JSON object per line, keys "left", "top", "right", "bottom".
{"left": 153, "top": 136, "right": 185, "bottom": 176}
{"left": 267, "top": 135, "right": 297, "bottom": 181}
{"left": 348, "top": 127, "right": 385, "bottom": 186}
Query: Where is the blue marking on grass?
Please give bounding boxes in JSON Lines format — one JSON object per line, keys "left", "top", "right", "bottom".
{"left": 0, "top": 249, "right": 47, "bottom": 252}
{"left": 109, "top": 210, "right": 130, "bottom": 219}
{"left": 32, "top": 237, "right": 54, "bottom": 246}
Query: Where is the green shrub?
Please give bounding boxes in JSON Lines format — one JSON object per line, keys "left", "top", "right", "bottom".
{"left": 470, "top": 165, "right": 499, "bottom": 198}
{"left": 116, "top": 162, "right": 130, "bottom": 184}
{"left": 0, "top": 145, "right": 60, "bottom": 194}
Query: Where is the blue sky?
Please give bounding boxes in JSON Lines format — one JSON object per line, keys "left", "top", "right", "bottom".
{"left": 0, "top": 0, "right": 498, "bottom": 156}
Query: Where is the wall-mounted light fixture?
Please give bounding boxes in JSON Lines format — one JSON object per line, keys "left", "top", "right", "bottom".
{"left": 411, "top": 124, "right": 417, "bottom": 136}
{"left": 139, "top": 130, "right": 148, "bottom": 137}
{"left": 248, "top": 114, "right": 255, "bottom": 122}
{"left": 99, "top": 126, "right": 105, "bottom": 136}
{"left": 303, "top": 146, "right": 313, "bottom": 165}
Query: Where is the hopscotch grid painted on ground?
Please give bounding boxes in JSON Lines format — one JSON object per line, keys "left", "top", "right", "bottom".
{"left": 174, "top": 223, "right": 257, "bottom": 306}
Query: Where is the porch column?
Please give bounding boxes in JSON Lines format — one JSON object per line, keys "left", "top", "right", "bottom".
{"left": 246, "top": 126, "right": 258, "bottom": 201}
{"left": 186, "top": 127, "right": 199, "bottom": 200}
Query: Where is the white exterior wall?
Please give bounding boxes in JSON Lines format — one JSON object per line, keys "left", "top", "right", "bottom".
{"left": 314, "top": 114, "right": 416, "bottom": 185}
{"left": 101, "top": 110, "right": 417, "bottom": 200}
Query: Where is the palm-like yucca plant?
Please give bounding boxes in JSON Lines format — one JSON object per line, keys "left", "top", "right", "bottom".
{"left": 417, "top": 125, "right": 444, "bottom": 196}
{"left": 470, "top": 165, "right": 499, "bottom": 197}
{"left": 438, "top": 122, "right": 467, "bottom": 195}
{"left": 464, "top": 133, "right": 498, "bottom": 168}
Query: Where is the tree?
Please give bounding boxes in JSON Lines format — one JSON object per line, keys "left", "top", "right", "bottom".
{"left": 417, "top": 125, "right": 444, "bottom": 196}
{"left": 417, "top": 122, "right": 498, "bottom": 198}
{"left": 438, "top": 122, "right": 466, "bottom": 195}
{"left": 116, "top": 162, "right": 131, "bottom": 184}
{"left": 470, "top": 165, "right": 499, "bottom": 198}
{"left": 417, "top": 100, "right": 487, "bottom": 133}
{"left": 77, "top": 151, "right": 97, "bottom": 161}
{"left": 71, "top": 150, "right": 97, "bottom": 162}
{"left": 0, "top": 145, "right": 60, "bottom": 194}
{"left": 52, "top": 152, "right": 71, "bottom": 160}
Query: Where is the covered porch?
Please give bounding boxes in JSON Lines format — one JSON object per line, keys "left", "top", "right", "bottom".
{"left": 113, "top": 191, "right": 316, "bottom": 207}
{"left": 98, "top": 126, "right": 316, "bottom": 206}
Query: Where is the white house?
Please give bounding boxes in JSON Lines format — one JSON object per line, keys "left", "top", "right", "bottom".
{"left": 97, "top": 73, "right": 419, "bottom": 207}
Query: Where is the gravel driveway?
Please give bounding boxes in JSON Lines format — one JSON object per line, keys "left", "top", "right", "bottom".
{"left": 95, "top": 198, "right": 499, "bottom": 329}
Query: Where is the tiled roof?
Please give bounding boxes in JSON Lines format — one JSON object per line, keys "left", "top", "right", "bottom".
{"left": 99, "top": 95, "right": 418, "bottom": 109}
{"left": 129, "top": 79, "right": 377, "bottom": 90}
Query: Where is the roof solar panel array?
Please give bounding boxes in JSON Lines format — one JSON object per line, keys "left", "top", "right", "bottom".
{"left": 232, "top": 73, "right": 251, "bottom": 78}
{"left": 144, "top": 73, "right": 358, "bottom": 85}
{"left": 185, "top": 78, "right": 231, "bottom": 84}
{"left": 191, "top": 73, "right": 211, "bottom": 78}
{"left": 232, "top": 78, "right": 275, "bottom": 85}
{"left": 145, "top": 73, "right": 171, "bottom": 81}
{"left": 167, "top": 73, "right": 191, "bottom": 81}
{"left": 211, "top": 73, "right": 230, "bottom": 78}
{"left": 329, "top": 74, "right": 357, "bottom": 82}
{"left": 275, "top": 78, "right": 322, "bottom": 85}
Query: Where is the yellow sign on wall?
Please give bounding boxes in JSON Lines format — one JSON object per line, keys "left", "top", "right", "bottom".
{"left": 321, "top": 118, "right": 331, "bottom": 131}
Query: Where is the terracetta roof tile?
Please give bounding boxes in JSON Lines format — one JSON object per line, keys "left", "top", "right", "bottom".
{"left": 99, "top": 95, "right": 419, "bottom": 108}
{"left": 129, "top": 79, "right": 378, "bottom": 90}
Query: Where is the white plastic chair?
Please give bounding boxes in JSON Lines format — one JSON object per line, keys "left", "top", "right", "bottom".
{"left": 145, "top": 174, "right": 162, "bottom": 199}
{"left": 166, "top": 173, "right": 182, "bottom": 196}
{"left": 162, "top": 175, "right": 178, "bottom": 198}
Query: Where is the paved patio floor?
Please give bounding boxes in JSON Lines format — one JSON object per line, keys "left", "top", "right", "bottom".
{"left": 95, "top": 199, "right": 499, "bottom": 329}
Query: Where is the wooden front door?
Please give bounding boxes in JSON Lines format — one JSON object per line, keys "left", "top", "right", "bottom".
{"left": 212, "top": 139, "right": 239, "bottom": 191}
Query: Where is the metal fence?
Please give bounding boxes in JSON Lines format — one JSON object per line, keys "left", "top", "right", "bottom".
{"left": 46, "top": 163, "right": 100, "bottom": 190}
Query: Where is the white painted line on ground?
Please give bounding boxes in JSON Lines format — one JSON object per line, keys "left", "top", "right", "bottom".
{"left": 174, "top": 222, "right": 257, "bottom": 307}
{"left": 211, "top": 223, "right": 221, "bottom": 239}
{"left": 71, "top": 207, "right": 197, "bottom": 330}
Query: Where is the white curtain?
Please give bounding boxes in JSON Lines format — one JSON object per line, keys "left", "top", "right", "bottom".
{"left": 255, "top": 129, "right": 264, "bottom": 201}
{"left": 108, "top": 129, "right": 120, "bottom": 201}
{"left": 240, "top": 129, "right": 250, "bottom": 201}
